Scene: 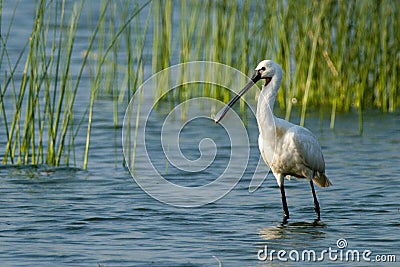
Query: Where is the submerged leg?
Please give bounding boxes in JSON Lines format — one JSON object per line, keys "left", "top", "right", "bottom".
{"left": 310, "top": 180, "right": 321, "bottom": 221}
{"left": 279, "top": 184, "right": 290, "bottom": 223}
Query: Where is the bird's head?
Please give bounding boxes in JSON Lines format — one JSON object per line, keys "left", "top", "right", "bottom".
{"left": 214, "top": 60, "right": 282, "bottom": 123}
{"left": 252, "top": 60, "right": 282, "bottom": 87}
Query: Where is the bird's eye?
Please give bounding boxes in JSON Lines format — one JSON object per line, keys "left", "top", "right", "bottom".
{"left": 260, "top": 67, "right": 266, "bottom": 71}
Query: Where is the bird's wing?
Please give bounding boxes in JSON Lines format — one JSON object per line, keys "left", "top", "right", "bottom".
{"left": 288, "top": 125, "right": 325, "bottom": 173}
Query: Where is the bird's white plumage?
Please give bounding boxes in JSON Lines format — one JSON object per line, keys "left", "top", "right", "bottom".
{"left": 215, "top": 59, "right": 330, "bottom": 220}
{"left": 255, "top": 60, "right": 331, "bottom": 188}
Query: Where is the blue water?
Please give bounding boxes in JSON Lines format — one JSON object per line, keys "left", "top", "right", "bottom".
{"left": 1, "top": 1, "right": 400, "bottom": 266}
{"left": 1, "top": 110, "right": 399, "bottom": 266}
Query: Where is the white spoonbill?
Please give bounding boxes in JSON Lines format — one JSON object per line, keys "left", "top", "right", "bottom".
{"left": 215, "top": 60, "right": 331, "bottom": 223}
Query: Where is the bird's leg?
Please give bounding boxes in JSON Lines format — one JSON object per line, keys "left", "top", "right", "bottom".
{"left": 310, "top": 180, "right": 321, "bottom": 221}
{"left": 279, "top": 184, "right": 290, "bottom": 223}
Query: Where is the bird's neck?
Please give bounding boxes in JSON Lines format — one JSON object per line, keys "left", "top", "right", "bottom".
{"left": 257, "top": 76, "right": 281, "bottom": 113}
{"left": 256, "top": 76, "right": 281, "bottom": 134}
{"left": 260, "top": 84, "right": 278, "bottom": 109}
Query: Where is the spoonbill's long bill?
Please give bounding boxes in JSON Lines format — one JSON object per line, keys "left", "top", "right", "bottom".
{"left": 215, "top": 60, "right": 331, "bottom": 223}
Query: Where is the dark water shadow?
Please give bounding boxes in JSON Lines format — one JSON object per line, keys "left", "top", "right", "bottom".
{"left": 0, "top": 164, "right": 83, "bottom": 171}
{"left": 0, "top": 164, "right": 85, "bottom": 180}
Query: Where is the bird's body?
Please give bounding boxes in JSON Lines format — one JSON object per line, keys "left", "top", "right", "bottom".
{"left": 255, "top": 62, "right": 331, "bottom": 189}
{"left": 215, "top": 59, "right": 331, "bottom": 222}
{"left": 259, "top": 119, "right": 323, "bottom": 183}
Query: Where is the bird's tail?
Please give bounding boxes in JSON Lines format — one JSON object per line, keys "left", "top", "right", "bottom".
{"left": 313, "top": 172, "right": 332, "bottom": 188}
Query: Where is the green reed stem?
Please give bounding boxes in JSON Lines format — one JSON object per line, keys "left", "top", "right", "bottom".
{"left": 55, "top": 0, "right": 84, "bottom": 166}
{"left": 300, "top": 4, "right": 323, "bottom": 127}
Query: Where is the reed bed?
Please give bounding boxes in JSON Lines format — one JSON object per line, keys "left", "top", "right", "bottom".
{"left": 153, "top": 0, "right": 398, "bottom": 130}
{"left": 1, "top": 0, "right": 398, "bottom": 168}
{"left": 0, "top": 0, "right": 150, "bottom": 168}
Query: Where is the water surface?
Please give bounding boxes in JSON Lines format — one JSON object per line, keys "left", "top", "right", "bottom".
{"left": 1, "top": 111, "right": 399, "bottom": 266}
